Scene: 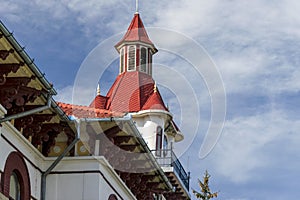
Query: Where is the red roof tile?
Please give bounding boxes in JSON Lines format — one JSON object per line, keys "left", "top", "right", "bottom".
{"left": 106, "top": 71, "right": 156, "bottom": 112}
{"left": 103, "top": 71, "right": 168, "bottom": 112}
{"left": 115, "top": 13, "right": 156, "bottom": 50}
{"left": 57, "top": 102, "right": 123, "bottom": 118}
{"left": 89, "top": 95, "right": 108, "bottom": 109}
{"left": 142, "top": 89, "right": 168, "bottom": 111}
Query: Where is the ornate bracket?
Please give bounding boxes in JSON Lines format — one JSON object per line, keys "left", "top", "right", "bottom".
{"left": 0, "top": 49, "right": 14, "bottom": 60}
{"left": 0, "top": 62, "right": 24, "bottom": 85}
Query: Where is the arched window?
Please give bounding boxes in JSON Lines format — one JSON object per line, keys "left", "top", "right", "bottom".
{"left": 155, "top": 126, "right": 163, "bottom": 157}
{"left": 1, "top": 152, "right": 31, "bottom": 200}
{"left": 127, "top": 46, "right": 136, "bottom": 71}
{"left": 108, "top": 194, "right": 118, "bottom": 200}
{"left": 9, "top": 171, "right": 20, "bottom": 200}
{"left": 120, "top": 48, "right": 125, "bottom": 73}
{"left": 140, "top": 47, "right": 147, "bottom": 73}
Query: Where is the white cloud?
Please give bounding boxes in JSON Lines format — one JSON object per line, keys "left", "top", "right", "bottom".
{"left": 210, "top": 109, "right": 300, "bottom": 183}
{"left": 3, "top": 0, "right": 300, "bottom": 198}
{"left": 149, "top": 0, "right": 300, "bottom": 96}
{"left": 54, "top": 85, "right": 96, "bottom": 105}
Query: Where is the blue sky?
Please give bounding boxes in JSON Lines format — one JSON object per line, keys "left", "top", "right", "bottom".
{"left": 1, "top": 0, "right": 300, "bottom": 199}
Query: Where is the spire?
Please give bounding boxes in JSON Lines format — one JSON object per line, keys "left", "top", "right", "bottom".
{"left": 154, "top": 82, "right": 157, "bottom": 93}
{"left": 97, "top": 83, "right": 101, "bottom": 95}
{"left": 115, "top": 13, "right": 157, "bottom": 53}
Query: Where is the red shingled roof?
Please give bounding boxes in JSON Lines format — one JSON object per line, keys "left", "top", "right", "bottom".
{"left": 89, "top": 95, "right": 107, "bottom": 109}
{"left": 115, "top": 13, "right": 156, "bottom": 50}
{"left": 142, "top": 89, "right": 168, "bottom": 111}
{"left": 57, "top": 102, "right": 123, "bottom": 118}
{"left": 87, "top": 71, "right": 167, "bottom": 113}
{"left": 105, "top": 71, "right": 164, "bottom": 112}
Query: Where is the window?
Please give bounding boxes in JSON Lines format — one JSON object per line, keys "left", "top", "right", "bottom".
{"left": 120, "top": 48, "right": 124, "bottom": 73}
{"left": 127, "top": 46, "right": 136, "bottom": 71}
{"left": 155, "top": 126, "right": 163, "bottom": 157}
{"left": 148, "top": 52, "right": 152, "bottom": 75}
{"left": 1, "top": 152, "right": 31, "bottom": 200}
{"left": 9, "top": 171, "right": 20, "bottom": 200}
{"left": 163, "top": 136, "right": 168, "bottom": 157}
{"left": 140, "top": 47, "right": 147, "bottom": 73}
{"left": 108, "top": 194, "right": 118, "bottom": 200}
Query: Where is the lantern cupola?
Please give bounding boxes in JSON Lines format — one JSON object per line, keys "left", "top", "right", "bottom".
{"left": 115, "top": 13, "right": 157, "bottom": 76}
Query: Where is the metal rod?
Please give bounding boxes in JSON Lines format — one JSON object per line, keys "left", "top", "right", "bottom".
{"left": 136, "top": 0, "right": 139, "bottom": 13}
{"left": 40, "top": 120, "right": 80, "bottom": 200}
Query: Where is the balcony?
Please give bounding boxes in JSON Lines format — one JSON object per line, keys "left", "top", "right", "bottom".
{"left": 151, "top": 149, "right": 190, "bottom": 191}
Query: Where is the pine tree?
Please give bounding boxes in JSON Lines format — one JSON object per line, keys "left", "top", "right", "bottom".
{"left": 192, "top": 170, "right": 218, "bottom": 200}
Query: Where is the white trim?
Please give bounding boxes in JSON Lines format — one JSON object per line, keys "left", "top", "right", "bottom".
{"left": 45, "top": 156, "right": 137, "bottom": 200}
{"left": 1, "top": 121, "right": 46, "bottom": 161}
{"left": 0, "top": 104, "right": 7, "bottom": 117}
{"left": 132, "top": 109, "right": 173, "bottom": 121}
{"left": 119, "top": 41, "right": 157, "bottom": 54}
{"left": 119, "top": 47, "right": 125, "bottom": 74}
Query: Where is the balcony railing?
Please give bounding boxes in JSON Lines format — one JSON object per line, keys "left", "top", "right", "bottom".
{"left": 151, "top": 149, "right": 190, "bottom": 190}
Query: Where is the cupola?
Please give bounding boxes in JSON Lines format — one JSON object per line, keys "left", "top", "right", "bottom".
{"left": 115, "top": 13, "right": 157, "bottom": 76}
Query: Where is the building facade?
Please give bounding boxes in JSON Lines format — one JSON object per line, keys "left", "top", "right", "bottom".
{"left": 0, "top": 11, "right": 190, "bottom": 200}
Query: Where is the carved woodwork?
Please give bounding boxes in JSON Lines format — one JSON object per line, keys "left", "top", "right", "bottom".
{"left": 14, "top": 114, "right": 54, "bottom": 131}
{"left": 0, "top": 49, "right": 14, "bottom": 60}
{"left": 112, "top": 135, "right": 132, "bottom": 145}
{"left": 104, "top": 125, "right": 122, "bottom": 139}
{"left": 0, "top": 62, "right": 24, "bottom": 85}
{"left": 0, "top": 85, "right": 41, "bottom": 109}
{"left": 7, "top": 104, "right": 41, "bottom": 115}
{"left": 3, "top": 76, "right": 35, "bottom": 87}
{"left": 118, "top": 144, "right": 138, "bottom": 151}
{"left": 39, "top": 123, "right": 63, "bottom": 156}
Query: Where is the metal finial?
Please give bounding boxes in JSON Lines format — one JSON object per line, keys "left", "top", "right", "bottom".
{"left": 135, "top": 0, "right": 139, "bottom": 13}
{"left": 97, "top": 84, "right": 101, "bottom": 95}
{"left": 154, "top": 82, "right": 157, "bottom": 93}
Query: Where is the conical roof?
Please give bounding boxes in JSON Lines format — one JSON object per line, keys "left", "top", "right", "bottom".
{"left": 115, "top": 13, "right": 157, "bottom": 52}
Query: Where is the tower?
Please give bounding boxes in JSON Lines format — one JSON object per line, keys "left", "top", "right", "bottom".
{"left": 88, "top": 10, "right": 189, "bottom": 198}
{"left": 90, "top": 12, "right": 184, "bottom": 150}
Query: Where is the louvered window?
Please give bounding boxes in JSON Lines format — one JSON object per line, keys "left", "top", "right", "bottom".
{"left": 128, "top": 46, "right": 136, "bottom": 71}
{"left": 140, "top": 47, "right": 147, "bottom": 73}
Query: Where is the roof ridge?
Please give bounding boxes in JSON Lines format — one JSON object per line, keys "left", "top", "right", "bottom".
{"left": 106, "top": 73, "right": 126, "bottom": 110}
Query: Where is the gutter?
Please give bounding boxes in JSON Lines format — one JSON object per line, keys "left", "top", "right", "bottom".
{"left": 40, "top": 120, "right": 80, "bottom": 200}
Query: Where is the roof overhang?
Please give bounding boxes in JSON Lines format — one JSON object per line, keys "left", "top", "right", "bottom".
{"left": 115, "top": 41, "right": 158, "bottom": 54}
{"left": 0, "top": 21, "right": 75, "bottom": 156}
{"left": 75, "top": 115, "right": 173, "bottom": 194}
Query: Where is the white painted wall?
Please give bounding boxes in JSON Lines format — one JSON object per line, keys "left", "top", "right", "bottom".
{"left": 132, "top": 110, "right": 175, "bottom": 152}
{"left": 0, "top": 111, "right": 44, "bottom": 199}
{"left": 46, "top": 157, "right": 136, "bottom": 200}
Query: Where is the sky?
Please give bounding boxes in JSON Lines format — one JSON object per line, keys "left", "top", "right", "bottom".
{"left": 1, "top": 0, "right": 300, "bottom": 199}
